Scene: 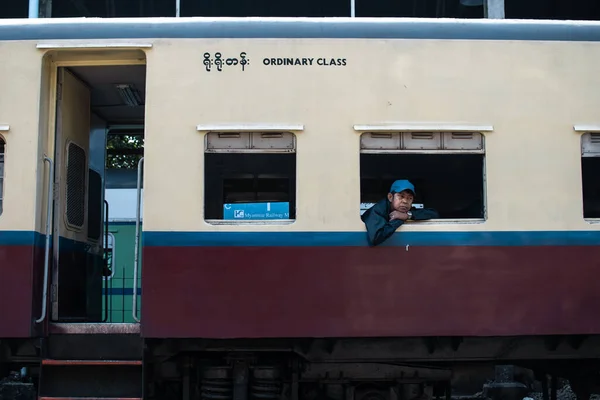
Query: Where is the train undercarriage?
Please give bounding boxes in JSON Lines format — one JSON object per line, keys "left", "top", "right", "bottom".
{"left": 2, "top": 330, "right": 600, "bottom": 400}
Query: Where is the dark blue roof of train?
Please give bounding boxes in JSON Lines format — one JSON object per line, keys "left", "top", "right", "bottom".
{"left": 0, "top": 17, "right": 600, "bottom": 42}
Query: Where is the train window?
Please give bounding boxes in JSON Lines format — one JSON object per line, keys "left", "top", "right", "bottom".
{"left": 204, "top": 132, "right": 296, "bottom": 222}
{"left": 0, "top": 137, "right": 4, "bottom": 215}
{"left": 360, "top": 131, "right": 486, "bottom": 220}
{"left": 581, "top": 132, "right": 600, "bottom": 219}
{"left": 65, "top": 142, "right": 87, "bottom": 229}
{"left": 87, "top": 169, "right": 102, "bottom": 240}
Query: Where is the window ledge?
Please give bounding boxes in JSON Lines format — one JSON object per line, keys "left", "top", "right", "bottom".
{"left": 205, "top": 219, "right": 296, "bottom": 226}
{"left": 404, "top": 218, "right": 486, "bottom": 225}
{"left": 574, "top": 125, "right": 600, "bottom": 133}
{"left": 354, "top": 123, "right": 493, "bottom": 132}
{"left": 36, "top": 42, "right": 153, "bottom": 49}
{"left": 197, "top": 124, "right": 304, "bottom": 132}
{"left": 585, "top": 218, "right": 600, "bottom": 225}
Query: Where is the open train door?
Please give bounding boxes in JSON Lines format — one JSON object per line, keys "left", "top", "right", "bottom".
{"left": 50, "top": 67, "right": 103, "bottom": 322}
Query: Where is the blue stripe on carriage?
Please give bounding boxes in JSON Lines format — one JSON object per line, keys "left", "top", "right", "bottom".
{"left": 3, "top": 230, "right": 600, "bottom": 248}
{"left": 0, "top": 231, "right": 44, "bottom": 246}
{"left": 0, "top": 231, "right": 106, "bottom": 247}
{"left": 141, "top": 230, "right": 600, "bottom": 247}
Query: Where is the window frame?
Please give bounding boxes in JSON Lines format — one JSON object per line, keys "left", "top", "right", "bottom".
{"left": 580, "top": 131, "right": 600, "bottom": 224}
{"left": 0, "top": 134, "right": 5, "bottom": 217}
{"left": 357, "top": 126, "right": 490, "bottom": 224}
{"left": 202, "top": 129, "right": 298, "bottom": 226}
{"left": 86, "top": 168, "right": 103, "bottom": 243}
{"left": 64, "top": 139, "right": 88, "bottom": 232}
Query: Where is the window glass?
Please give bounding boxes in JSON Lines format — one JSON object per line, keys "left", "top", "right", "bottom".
{"left": 87, "top": 169, "right": 102, "bottom": 240}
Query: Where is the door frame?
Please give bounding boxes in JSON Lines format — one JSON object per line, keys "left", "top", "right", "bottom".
{"left": 40, "top": 48, "right": 148, "bottom": 326}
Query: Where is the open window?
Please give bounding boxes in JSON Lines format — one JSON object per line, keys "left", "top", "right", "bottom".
{"left": 581, "top": 132, "right": 600, "bottom": 220}
{"left": 359, "top": 130, "right": 486, "bottom": 220}
{"left": 204, "top": 131, "right": 296, "bottom": 223}
{"left": 65, "top": 141, "right": 87, "bottom": 231}
{"left": 87, "top": 168, "right": 102, "bottom": 241}
{"left": 0, "top": 137, "right": 4, "bottom": 215}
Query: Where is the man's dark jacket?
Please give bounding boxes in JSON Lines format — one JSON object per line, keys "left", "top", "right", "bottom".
{"left": 361, "top": 199, "right": 439, "bottom": 246}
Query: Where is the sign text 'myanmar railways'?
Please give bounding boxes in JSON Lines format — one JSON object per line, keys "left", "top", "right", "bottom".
{"left": 203, "top": 52, "right": 347, "bottom": 72}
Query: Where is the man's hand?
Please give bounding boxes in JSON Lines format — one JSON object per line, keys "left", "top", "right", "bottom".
{"left": 389, "top": 211, "right": 409, "bottom": 221}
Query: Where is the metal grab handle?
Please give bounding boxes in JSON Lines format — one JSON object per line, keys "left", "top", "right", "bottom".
{"left": 132, "top": 156, "right": 143, "bottom": 323}
{"left": 36, "top": 155, "right": 54, "bottom": 324}
{"left": 102, "top": 199, "right": 110, "bottom": 323}
{"left": 104, "top": 199, "right": 109, "bottom": 266}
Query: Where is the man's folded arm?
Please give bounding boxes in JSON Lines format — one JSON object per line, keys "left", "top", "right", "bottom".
{"left": 362, "top": 205, "right": 403, "bottom": 246}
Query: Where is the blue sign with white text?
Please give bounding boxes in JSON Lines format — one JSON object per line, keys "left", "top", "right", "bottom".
{"left": 223, "top": 202, "right": 290, "bottom": 220}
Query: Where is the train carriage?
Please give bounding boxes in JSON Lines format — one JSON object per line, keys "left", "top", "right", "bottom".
{"left": 0, "top": 16, "right": 599, "bottom": 400}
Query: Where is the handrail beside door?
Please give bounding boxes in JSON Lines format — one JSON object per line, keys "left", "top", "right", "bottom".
{"left": 132, "top": 156, "right": 143, "bottom": 323}
{"left": 36, "top": 155, "right": 54, "bottom": 324}
{"left": 102, "top": 199, "right": 110, "bottom": 322}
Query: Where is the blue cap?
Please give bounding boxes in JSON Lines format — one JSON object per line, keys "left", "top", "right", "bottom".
{"left": 390, "top": 179, "right": 415, "bottom": 195}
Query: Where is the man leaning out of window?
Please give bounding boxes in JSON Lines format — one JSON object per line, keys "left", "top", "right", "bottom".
{"left": 361, "top": 179, "right": 439, "bottom": 247}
